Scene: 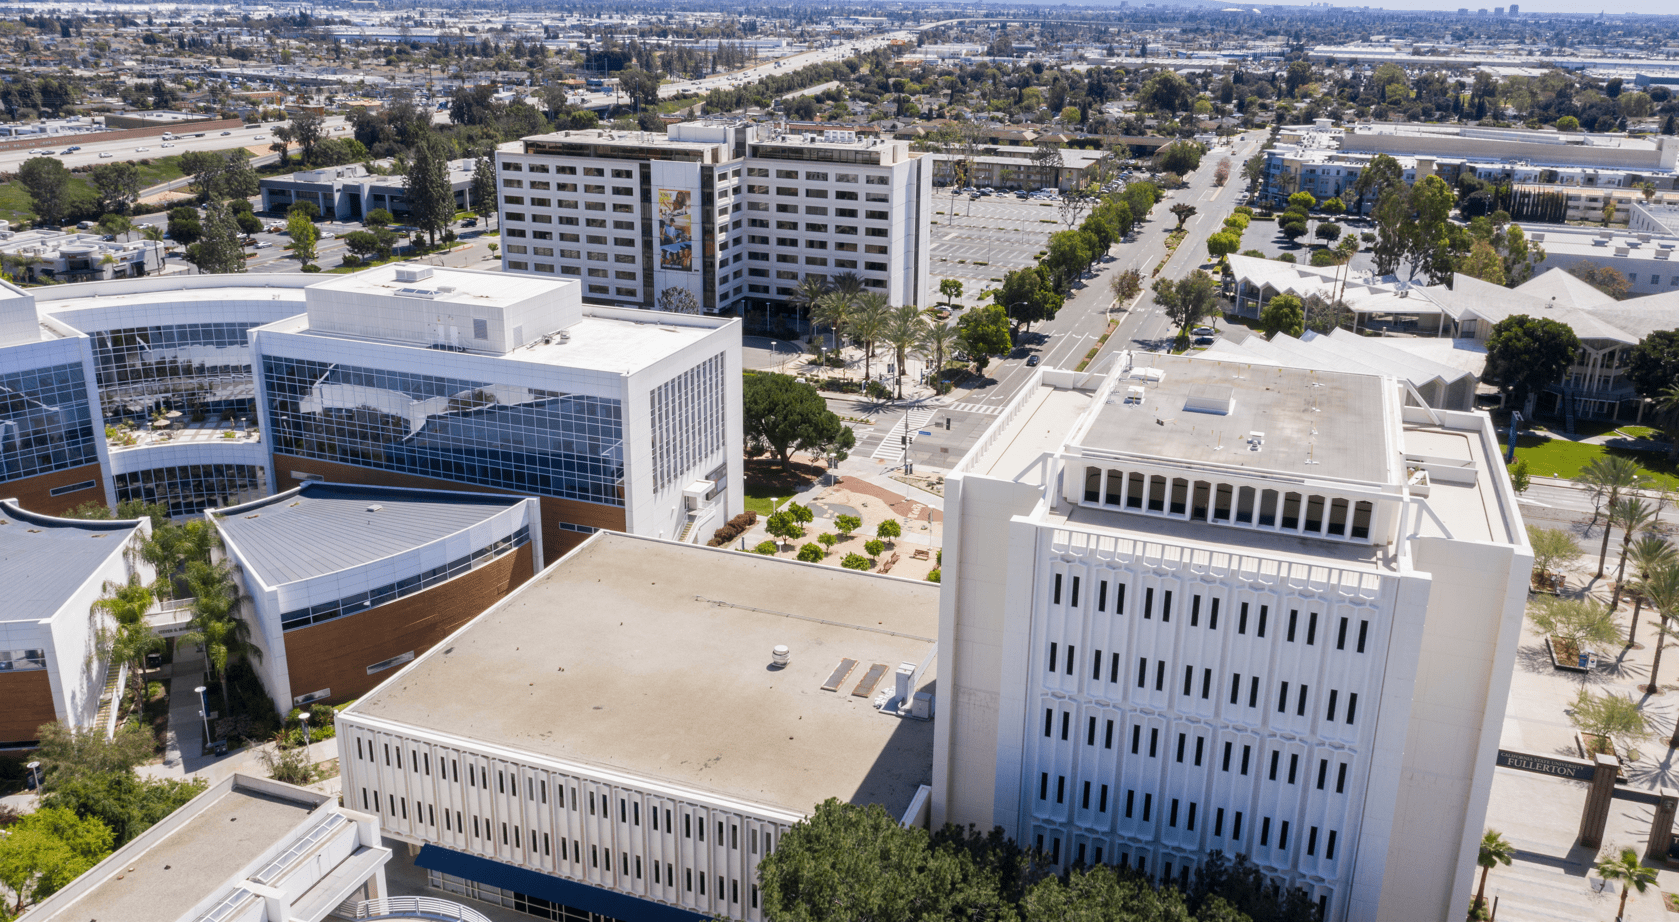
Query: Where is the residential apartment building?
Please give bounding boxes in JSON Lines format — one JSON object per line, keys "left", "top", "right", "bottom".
{"left": 934, "top": 352, "right": 1532, "bottom": 921}
{"left": 337, "top": 532, "right": 938, "bottom": 922}
{"left": 251, "top": 263, "right": 742, "bottom": 561}
{"left": 214, "top": 481, "right": 541, "bottom": 711}
{"left": 0, "top": 501, "right": 152, "bottom": 747}
{"left": 494, "top": 121, "right": 932, "bottom": 337}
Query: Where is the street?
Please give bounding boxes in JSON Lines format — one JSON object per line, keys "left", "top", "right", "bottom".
{"left": 0, "top": 117, "right": 352, "bottom": 174}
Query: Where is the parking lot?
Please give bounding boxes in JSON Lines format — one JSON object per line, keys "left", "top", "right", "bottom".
{"left": 929, "top": 190, "right": 1069, "bottom": 306}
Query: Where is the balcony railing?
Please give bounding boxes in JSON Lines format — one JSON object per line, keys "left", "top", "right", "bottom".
{"left": 337, "top": 897, "right": 491, "bottom": 922}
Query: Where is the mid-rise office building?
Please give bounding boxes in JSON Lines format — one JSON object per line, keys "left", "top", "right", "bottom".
{"left": 251, "top": 263, "right": 741, "bottom": 560}
{"left": 0, "top": 500, "right": 152, "bottom": 747}
{"left": 259, "top": 158, "right": 481, "bottom": 222}
{"left": 934, "top": 352, "right": 1532, "bottom": 921}
{"left": 494, "top": 121, "right": 932, "bottom": 336}
{"left": 0, "top": 229, "right": 170, "bottom": 283}
{"left": 337, "top": 532, "right": 938, "bottom": 922}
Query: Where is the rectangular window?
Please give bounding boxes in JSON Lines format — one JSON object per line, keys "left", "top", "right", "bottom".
{"left": 1288, "top": 753, "right": 1300, "bottom": 784}
{"left": 1215, "top": 807, "right": 1225, "bottom": 837}
{"left": 1116, "top": 584, "right": 1126, "bottom": 614}
{"left": 1137, "top": 657, "right": 1148, "bottom": 688}
{"left": 1126, "top": 790, "right": 1135, "bottom": 818}
{"left": 1222, "top": 741, "right": 1232, "bottom": 772}
{"left": 1049, "top": 642, "right": 1058, "bottom": 673}
{"left": 1183, "top": 666, "right": 1193, "bottom": 697}
{"left": 1093, "top": 651, "right": 1103, "bottom": 681}
{"left": 1258, "top": 605, "right": 1269, "bottom": 637}
{"left": 1156, "top": 661, "right": 1165, "bottom": 692}
{"left": 1307, "top": 611, "right": 1319, "bottom": 645}
{"left": 1194, "top": 736, "right": 1205, "bottom": 766}
{"left": 1053, "top": 573, "right": 1062, "bottom": 604}
{"left": 1230, "top": 673, "right": 1242, "bottom": 705}
{"left": 1317, "top": 759, "right": 1329, "bottom": 790}
{"left": 1144, "top": 587, "right": 1153, "bottom": 619}
{"left": 1110, "top": 653, "right": 1120, "bottom": 683}
{"left": 1065, "top": 645, "right": 1074, "bottom": 676}
{"left": 1239, "top": 603, "right": 1248, "bottom": 634}
{"left": 1056, "top": 776, "right": 1065, "bottom": 804}
{"left": 1269, "top": 750, "right": 1280, "bottom": 781}
{"left": 1087, "top": 716, "right": 1097, "bottom": 746}
{"left": 1099, "top": 784, "right": 1109, "bottom": 812}
{"left": 1131, "top": 725, "right": 1141, "bottom": 754}
{"left": 1098, "top": 581, "right": 1108, "bottom": 611}
{"left": 1347, "top": 693, "right": 1359, "bottom": 724}
{"left": 1040, "top": 773, "right": 1049, "bottom": 800}
{"left": 1070, "top": 577, "right": 1080, "bottom": 607}
{"left": 1061, "top": 712, "right": 1070, "bottom": 741}
{"left": 1233, "top": 812, "right": 1244, "bottom": 841}
{"left": 1044, "top": 708, "right": 1054, "bottom": 737}
{"left": 1337, "top": 617, "right": 1349, "bottom": 650}
{"left": 1298, "top": 684, "right": 1309, "bottom": 717}
{"left": 1176, "top": 733, "right": 1186, "bottom": 763}
{"left": 1104, "top": 720, "right": 1114, "bottom": 749}
{"left": 1260, "top": 817, "right": 1271, "bottom": 847}
{"left": 1149, "top": 728, "right": 1159, "bottom": 758}
{"left": 1327, "top": 831, "right": 1338, "bottom": 859}
{"left": 1191, "top": 595, "right": 1201, "bottom": 626}
{"left": 1202, "top": 668, "right": 1212, "bottom": 699}
{"left": 1337, "top": 763, "right": 1348, "bottom": 793}
{"left": 1278, "top": 681, "right": 1289, "bottom": 713}
{"left": 1358, "top": 620, "right": 1370, "bottom": 652}
{"left": 1288, "top": 609, "right": 1298, "bottom": 642}
{"left": 1210, "top": 598, "right": 1220, "bottom": 630}
{"left": 1143, "top": 793, "right": 1152, "bottom": 822}
{"left": 1162, "top": 590, "right": 1172, "bottom": 622}
{"left": 1241, "top": 745, "right": 1252, "bottom": 775}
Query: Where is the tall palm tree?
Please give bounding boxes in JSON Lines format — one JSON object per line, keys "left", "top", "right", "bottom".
{"left": 919, "top": 319, "right": 960, "bottom": 394}
{"left": 1609, "top": 497, "right": 1658, "bottom": 611}
{"left": 1640, "top": 563, "right": 1679, "bottom": 696}
{"left": 1595, "top": 847, "right": 1658, "bottom": 922}
{"left": 93, "top": 577, "right": 162, "bottom": 719}
{"left": 830, "top": 271, "right": 864, "bottom": 301}
{"left": 883, "top": 304, "right": 928, "bottom": 400}
{"left": 141, "top": 224, "right": 164, "bottom": 243}
{"left": 791, "top": 276, "right": 830, "bottom": 338}
{"left": 1623, "top": 535, "right": 1677, "bottom": 647}
{"left": 849, "top": 292, "right": 891, "bottom": 385}
{"left": 810, "top": 290, "right": 853, "bottom": 356}
{"left": 179, "top": 560, "right": 260, "bottom": 714}
{"left": 1575, "top": 456, "right": 1654, "bottom": 577}
{"left": 1472, "top": 830, "right": 1514, "bottom": 921}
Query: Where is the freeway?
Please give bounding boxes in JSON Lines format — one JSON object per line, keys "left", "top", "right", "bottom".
{"left": 571, "top": 35, "right": 899, "bottom": 111}
{"left": 0, "top": 117, "right": 352, "bottom": 174}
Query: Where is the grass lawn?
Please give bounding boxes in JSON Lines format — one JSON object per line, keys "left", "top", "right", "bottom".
{"left": 0, "top": 148, "right": 274, "bottom": 227}
{"left": 1508, "top": 433, "right": 1679, "bottom": 488}
{"left": 743, "top": 458, "right": 823, "bottom": 515}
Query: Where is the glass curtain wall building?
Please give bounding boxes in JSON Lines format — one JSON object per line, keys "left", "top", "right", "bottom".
{"left": 87, "top": 321, "right": 266, "bottom": 423}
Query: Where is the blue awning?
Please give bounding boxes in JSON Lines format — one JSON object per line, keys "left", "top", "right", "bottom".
{"left": 414, "top": 844, "right": 708, "bottom": 922}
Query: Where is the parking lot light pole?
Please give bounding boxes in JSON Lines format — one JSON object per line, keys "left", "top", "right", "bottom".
{"left": 26, "top": 760, "right": 40, "bottom": 791}
{"left": 196, "top": 685, "right": 210, "bottom": 751}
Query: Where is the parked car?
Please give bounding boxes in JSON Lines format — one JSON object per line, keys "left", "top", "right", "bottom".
{"left": 1025, "top": 355, "right": 1040, "bottom": 367}
{"left": 1193, "top": 336, "right": 1215, "bottom": 347}
{"left": 461, "top": 217, "right": 478, "bottom": 227}
{"left": 1192, "top": 326, "right": 1216, "bottom": 337}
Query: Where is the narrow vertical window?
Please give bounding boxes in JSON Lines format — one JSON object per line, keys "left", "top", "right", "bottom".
{"left": 1093, "top": 651, "right": 1104, "bottom": 681}
{"left": 1149, "top": 727, "right": 1160, "bottom": 758}
{"left": 1056, "top": 776, "right": 1065, "bottom": 803}
{"left": 1039, "top": 772, "right": 1049, "bottom": 800}
{"left": 1308, "top": 826, "right": 1319, "bottom": 856}
{"left": 1288, "top": 753, "right": 1300, "bottom": 784}
{"left": 1142, "top": 793, "right": 1152, "bottom": 822}
{"left": 1287, "top": 609, "right": 1298, "bottom": 642}
{"left": 1210, "top": 598, "right": 1220, "bottom": 630}
{"left": 1337, "top": 763, "right": 1348, "bottom": 793}
{"left": 1307, "top": 611, "right": 1319, "bottom": 645}
{"left": 1215, "top": 807, "right": 1225, "bottom": 837}
{"left": 1280, "top": 821, "right": 1290, "bottom": 850}
{"left": 1116, "top": 583, "right": 1126, "bottom": 614}
{"left": 1241, "top": 745, "right": 1252, "bottom": 775}
{"left": 1182, "top": 665, "right": 1193, "bottom": 696}
{"left": 1082, "top": 781, "right": 1091, "bottom": 809}
{"left": 1110, "top": 653, "right": 1120, "bottom": 683}
{"left": 1187, "top": 803, "right": 1198, "bottom": 831}
{"left": 1230, "top": 673, "right": 1242, "bottom": 705}
{"left": 1176, "top": 733, "right": 1186, "bottom": 763}
{"left": 1337, "top": 616, "right": 1349, "bottom": 650}
{"left": 1155, "top": 660, "right": 1165, "bottom": 691}
{"left": 1327, "top": 689, "right": 1339, "bottom": 721}
{"left": 1202, "top": 668, "right": 1212, "bottom": 699}
{"left": 1357, "top": 619, "right": 1370, "bottom": 652}
{"left": 1053, "top": 573, "right": 1062, "bottom": 604}
{"left": 1048, "top": 642, "right": 1058, "bottom": 673}
{"left": 1125, "top": 790, "right": 1135, "bottom": 818}
{"left": 1132, "top": 725, "right": 1141, "bottom": 754}
{"left": 1249, "top": 675, "right": 1260, "bottom": 707}
{"left": 1221, "top": 741, "right": 1232, "bottom": 771}
{"left": 1194, "top": 737, "right": 1205, "bottom": 766}
{"left": 1061, "top": 711, "right": 1070, "bottom": 741}
{"left": 1045, "top": 708, "right": 1054, "bottom": 737}
{"left": 1327, "top": 830, "right": 1338, "bottom": 859}
{"left": 1233, "top": 812, "right": 1244, "bottom": 841}
{"left": 1105, "top": 720, "right": 1115, "bottom": 749}
{"left": 1087, "top": 716, "right": 1097, "bottom": 746}
{"left": 1162, "top": 590, "right": 1172, "bottom": 622}
{"left": 1268, "top": 750, "right": 1280, "bottom": 781}
{"left": 1191, "top": 595, "right": 1201, "bottom": 626}
{"left": 1238, "top": 602, "right": 1249, "bottom": 634}
{"left": 1169, "top": 799, "right": 1180, "bottom": 827}
{"left": 1098, "top": 581, "right": 1108, "bottom": 611}
{"left": 1066, "top": 645, "right": 1075, "bottom": 676}
{"left": 1137, "top": 657, "right": 1148, "bottom": 688}
{"left": 1278, "top": 680, "right": 1289, "bottom": 712}
{"left": 1070, "top": 576, "right": 1080, "bottom": 607}
{"left": 1144, "top": 587, "right": 1154, "bottom": 619}
{"left": 1297, "top": 684, "right": 1309, "bottom": 717}
{"left": 1257, "top": 605, "right": 1269, "bottom": 637}
{"left": 1317, "top": 759, "right": 1329, "bottom": 790}
{"left": 1099, "top": 785, "right": 1109, "bottom": 812}
{"left": 1260, "top": 817, "right": 1272, "bottom": 847}
{"left": 1347, "top": 693, "right": 1359, "bottom": 724}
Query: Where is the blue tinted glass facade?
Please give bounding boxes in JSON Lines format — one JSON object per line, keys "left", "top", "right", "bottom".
{"left": 89, "top": 322, "right": 263, "bottom": 420}
{"left": 0, "top": 361, "right": 99, "bottom": 483}
{"left": 261, "top": 356, "right": 624, "bottom": 506}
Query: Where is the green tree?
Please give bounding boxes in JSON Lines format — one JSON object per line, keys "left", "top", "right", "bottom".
{"left": 1109, "top": 268, "right": 1144, "bottom": 308}
{"left": 1314, "top": 222, "right": 1342, "bottom": 244}
{"left": 1457, "top": 239, "right": 1507, "bottom": 285}
{"left": 32, "top": 722, "right": 157, "bottom": 789}
{"left": 996, "top": 265, "right": 1063, "bottom": 332}
{"left": 287, "top": 211, "right": 319, "bottom": 267}
{"left": 1370, "top": 187, "right": 1407, "bottom": 276}
{"left": 919, "top": 319, "right": 959, "bottom": 391}
{"left": 616, "top": 69, "right": 664, "bottom": 109}
{"left": 179, "top": 560, "right": 260, "bottom": 718}
{"left": 1261, "top": 293, "right": 1305, "bottom": 338}
{"left": 0, "top": 806, "right": 112, "bottom": 915}
{"left": 1556, "top": 115, "right": 1581, "bottom": 132}
{"left": 1627, "top": 331, "right": 1679, "bottom": 458}
{"left": 1607, "top": 497, "right": 1657, "bottom": 611}
{"left": 1287, "top": 191, "right": 1317, "bottom": 212}
{"left": 1152, "top": 271, "right": 1221, "bottom": 347}
{"left": 1624, "top": 535, "right": 1677, "bottom": 651}
{"left": 97, "top": 213, "right": 133, "bottom": 242}
{"left": 864, "top": 538, "right": 885, "bottom": 557}
{"left": 766, "top": 511, "right": 805, "bottom": 549}
{"left": 287, "top": 200, "right": 320, "bottom": 221}
{"left": 939, "top": 278, "right": 963, "bottom": 306}
{"left": 1482, "top": 315, "right": 1580, "bottom": 415}
{"left": 1473, "top": 831, "right": 1514, "bottom": 920}
{"left": 1138, "top": 71, "right": 1195, "bottom": 113}
{"left": 1206, "top": 231, "right": 1241, "bottom": 261}
{"left": 884, "top": 304, "right": 928, "bottom": 399}
{"left": 92, "top": 578, "right": 161, "bottom": 721}
{"left": 849, "top": 292, "right": 891, "bottom": 382}
{"left": 1595, "top": 847, "right": 1658, "bottom": 922}
{"left": 1530, "top": 596, "right": 1621, "bottom": 658}
{"left": 834, "top": 514, "right": 861, "bottom": 536}
{"left": 1406, "top": 175, "right": 1457, "bottom": 283}
{"left": 1641, "top": 563, "right": 1679, "bottom": 694}
{"left": 1044, "top": 231, "right": 1094, "bottom": 292}
{"left": 812, "top": 291, "right": 852, "bottom": 354}
{"left": 1169, "top": 202, "right": 1198, "bottom": 230}
{"left": 187, "top": 199, "right": 247, "bottom": 274}
{"left": 1575, "top": 456, "right": 1655, "bottom": 577}
{"left": 43, "top": 773, "right": 205, "bottom": 848}
{"left": 1570, "top": 688, "right": 1647, "bottom": 760}
{"left": 841, "top": 552, "right": 872, "bottom": 570}
{"left": 404, "top": 134, "right": 453, "bottom": 247}
{"left": 364, "top": 208, "right": 393, "bottom": 228}
{"left": 1527, "top": 525, "right": 1582, "bottom": 582}
{"left": 877, "top": 519, "right": 901, "bottom": 542}
{"left": 1320, "top": 197, "right": 1346, "bottom": 216}
{"left": 89, "top": 161, "right": 142, "bottom": 215}
{"left": 743, "top": 373, "right": 856, "bottom": 468}
{"left": 957, "top": 305, "right": 1011, "bottom": 372}
{"left": 1024, "top": 864, "right": 1195, "bottom": 922}
{"left": 1155, "top": 140, "right": 1205, "bottom": 175}
{"left": 17, "top": 157, "right": 72, "bottom": 226}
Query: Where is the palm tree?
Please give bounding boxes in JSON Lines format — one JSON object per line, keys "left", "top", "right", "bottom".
{"left": 1575, "top": 456, "right": 1654, "bottom": 577}
{"left": 1609, "top": 497, "right": 1658, "bottom": 611}
{"left": 1472, "top": 830, "right": 1514, "bottom": 920}
{"left": 883, "top": 304, "right": 928, "bottom": 400}
{"left": 830, "top": 271, "right": 864, "bottom": 301}
{"left": 179, "top": 559, "right": 260, "bottom": 713}
{"left": 811, "top": 291, "right": 852, "bottom": 356}
{"left": 849, "top": 292, "right": 891, "bottom": 385}
{"left": 791, "top": 276, "right": 830, "bottom": 338}
{"left": 141, "top": 224, "right": 164, "bottom": 243}
{"left": 1595, "top": 847, "right": 1658, "bottom": 922}
{"left": 93, "top": 577, "right": 162, "bottom": 719}
{"left": 1641, "top": 563, "right": 1679, "bottom": 696}
{"left": 1623, "top": 535, "right": 1677, "bottom": 648}
{"left": 919, "top": 319, "right": 960, "bottom": 394}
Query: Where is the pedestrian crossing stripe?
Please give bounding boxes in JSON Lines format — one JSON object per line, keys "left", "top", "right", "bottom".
{"left": 870, "top": 409, "right": 938, "bottom": 461}
{"left": 947, "top": 402, "right": 1005, "bottom": 416}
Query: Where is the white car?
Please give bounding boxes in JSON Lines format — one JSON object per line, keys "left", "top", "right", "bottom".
{"left": 135, "top": 147, "right": 150, "bottom": 152}
{"left": 254, "top": 135, "right": 267, "bottom": 141}
{"left": 160, "top": 142, "right": 174, "bottom": 148}
{"left": 99, "top": 151, "right": 113, "bottom": 158}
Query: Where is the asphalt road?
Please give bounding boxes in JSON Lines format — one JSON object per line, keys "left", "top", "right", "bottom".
{"left": 0, "top": 117, "right": 352, "bottom": 174}
{"left": 572, "top": 37, "right": 897, "bottom": 110}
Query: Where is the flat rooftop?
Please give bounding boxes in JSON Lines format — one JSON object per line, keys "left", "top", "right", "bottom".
{"left": 30, "top": 779, "right": 320, "bottom": 922}
{"left": 348, "top": 533, "right": 938, "bottom": 819}
{"left": 215, "top": 482, "right": 527, "bottom": 586}
{"left": 1078, "top": 353, "right": 1396, "bottom": 484}
{"left": 307, "top": 264, "right": 569, "bottom": 310}
{"left": 0, "top": 504, "right": 144, "bottom": 624}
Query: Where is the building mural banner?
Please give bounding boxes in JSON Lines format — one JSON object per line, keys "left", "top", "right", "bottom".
{"left": 658, "top": 189, "right": 693, "bottom": 273}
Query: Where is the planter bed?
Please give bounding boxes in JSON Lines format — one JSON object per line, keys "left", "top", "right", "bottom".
{"left": 1548, "top": 636, "right": 1590, "bottom": 672}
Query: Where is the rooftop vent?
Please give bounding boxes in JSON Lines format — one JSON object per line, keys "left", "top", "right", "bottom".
{"left": 771, "top": 645, "right": 790, "bottom": 668}
{"left": 394, "top": 265, "right": 434, "bottom": 283}
{"left": 366, "top": 504, "right": 384, "bottom": 513}
{"left": 1184, "top": 384, "right": 1234, "bottom": 415}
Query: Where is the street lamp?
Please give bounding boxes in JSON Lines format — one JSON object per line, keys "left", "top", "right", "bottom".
{"left": 299, "top": 710, "right": 311, "bottom": 746}
{"left": 26, "top": 760, "right": 40, "bottom": 791}
{"left": 770, "top": 339, "right": 779, "bottom": 373}
{"left": 195, "top": 685, "right": 211, "bottom": 753}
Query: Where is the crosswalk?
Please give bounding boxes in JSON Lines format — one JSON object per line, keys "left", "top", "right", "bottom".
{"left": 946, "top": 401, "right": 1005, "bottom": 416}
{"left": 870, "top": 408, "right": 939, "bottom": 462}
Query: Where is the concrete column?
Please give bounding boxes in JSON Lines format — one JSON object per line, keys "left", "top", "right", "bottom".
{"left": 1579, "top": 753, "right": 1620, "bottom": 850}
{"left": 1647, "top": 788, "right": 1678, "bottom": 865}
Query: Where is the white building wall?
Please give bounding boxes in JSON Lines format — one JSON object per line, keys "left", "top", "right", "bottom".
{"left": 337, "top": 716, "right": 795, "bottom": 922}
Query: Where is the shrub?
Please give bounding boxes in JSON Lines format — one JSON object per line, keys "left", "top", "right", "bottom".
{"left": 835, "top": 514, "right": 862, "bottom": 535}
{"left": 819, "top": 533, "right": 837, "bottom": 550}
{"left": 1361, "top": 231, "right": 1376, "bottom": 243}
{"left": 926, "top": 568, "right": 941, "bottom": 583}
{"left": 301, "top": 264, "right": 322, "bottom": 272}
{"left": 1310, "top": 249, "right": 1340, "bottom": 267}
{"left": 841, "top": 552, "right": 872, "bottom": 570}
{"left": 1275, "top": 252, "right": 1297, "bottom": 263}
{"left": 753, "top": 541, "right": 778, "bottom": 555}
{"left": 797, "top": 543, "right": 825, "bottom": 562}
{"left": 865, "top": 538, "right": 886, "bottom": 557}
{"left": 707, "top": 511, "right": 762, "bottom": 547}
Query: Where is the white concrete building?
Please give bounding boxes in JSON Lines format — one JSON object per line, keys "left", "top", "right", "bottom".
{"left": 18, "top": 773, "right": 417, "bottom": 922}
{"left": 0, "top": 501, "right": 152, "bottom": 747}
{"left": 933, "top": 352, "right": 1532, "bottom": 921}
{"left": 0, "top": 229, "right": 170, "bottom": 283}
{"left": 337, "top": 532, "right": 938, "bottom": 922}
{"left": 251, "top": 263, "right": 742, "bottom": 561}
{"left": 495, "top": 121, "right": 932, "bottom": 337}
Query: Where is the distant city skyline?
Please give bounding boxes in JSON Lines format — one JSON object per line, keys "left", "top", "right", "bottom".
{"left": 1240, "top": 0, "right": 1667, "bottom": 14}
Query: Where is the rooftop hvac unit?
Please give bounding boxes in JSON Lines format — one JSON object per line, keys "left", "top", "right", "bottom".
{"left": 394, "top": 265, "right": 434, "bottom": 282}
